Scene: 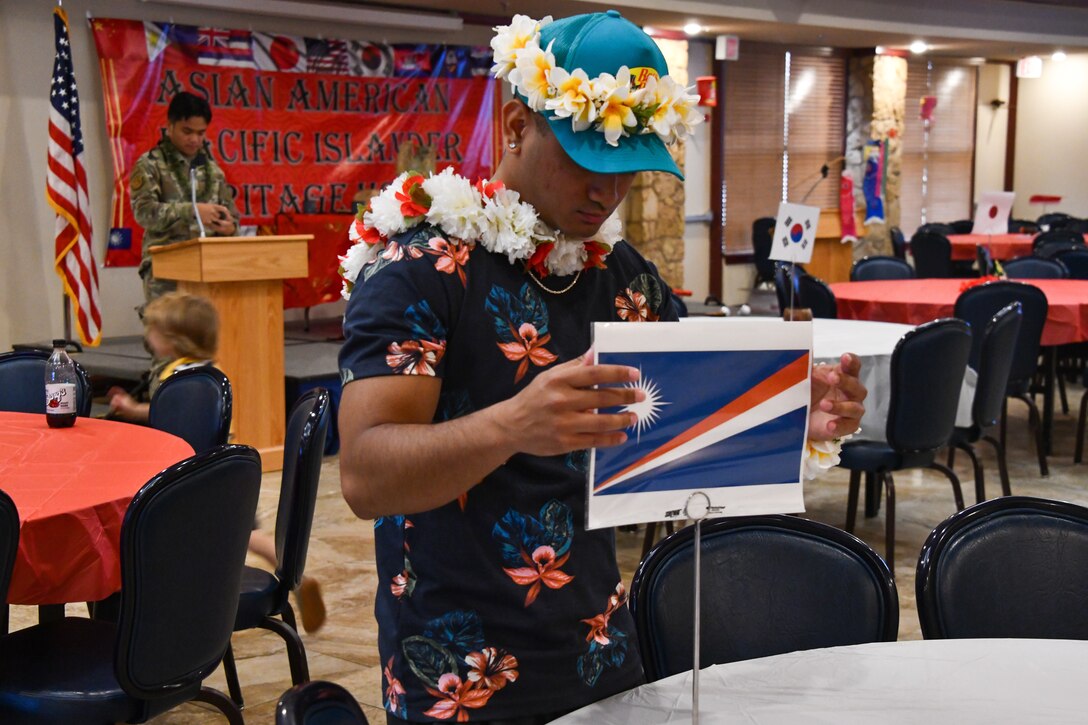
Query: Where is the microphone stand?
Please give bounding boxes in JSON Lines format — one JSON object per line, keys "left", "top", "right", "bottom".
{"left": 191, "top": 165, "right": 207, "bottom": 238}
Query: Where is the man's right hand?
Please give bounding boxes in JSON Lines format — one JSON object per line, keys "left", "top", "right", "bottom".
{"left": 492, "top": 353, "right": 644, "bottom": 457}
{"left": 195, "top": 202, "right": 232, "bottom": 227}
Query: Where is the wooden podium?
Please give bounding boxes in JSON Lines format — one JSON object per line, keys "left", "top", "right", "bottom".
{"left": 150, "top": 235, "right": 312, "bottom": 471}
{"left": 806, "top": 209, "right": 865, "bottom": 284}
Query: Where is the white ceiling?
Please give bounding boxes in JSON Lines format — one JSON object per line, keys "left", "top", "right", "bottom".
{"left": 339, "top": 0, "right": 1088, "bottom": 59}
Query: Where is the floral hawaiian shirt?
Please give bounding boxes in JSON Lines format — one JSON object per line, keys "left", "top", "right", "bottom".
{"left": 339, "top": 222, "right": 677, "bottom": 722}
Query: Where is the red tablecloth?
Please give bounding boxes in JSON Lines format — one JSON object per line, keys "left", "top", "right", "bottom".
{"left": 830, "top": 279, "right": 1088, "bottom": 347}
{"left": 947, "top": 234, "right": 1034, "bottom": 261}
{"left": 0, "top": 412, "right": 194, "bottom": 605}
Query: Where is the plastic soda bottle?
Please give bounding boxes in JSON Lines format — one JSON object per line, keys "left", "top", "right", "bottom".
{"left": 45, "top": 339, "right": 78, "bottom": 428}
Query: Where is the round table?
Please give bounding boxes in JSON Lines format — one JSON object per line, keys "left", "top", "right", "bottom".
{"left": 947, "top": 233, "right": 1034, "bottom": 261}
{"left": 0, "top": 412, "right": 194, "bottom": 605}
{"left": 830, "top": 278, "right": 1088, "bottom": 347}
{"left": 552, "top": 639, "right": 1088, "bottom": 724}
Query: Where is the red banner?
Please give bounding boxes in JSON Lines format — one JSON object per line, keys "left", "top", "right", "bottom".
{"left": 90, "top": 18, "right": 499, "bottom": 272}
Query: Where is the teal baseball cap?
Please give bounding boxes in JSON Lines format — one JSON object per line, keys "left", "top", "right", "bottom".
{"left": 527, "top": 10, "right": 684, "bottom": 180}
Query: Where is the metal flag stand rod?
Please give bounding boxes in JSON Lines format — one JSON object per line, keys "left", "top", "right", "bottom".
{"left": 684, "top": 491, "right": 712, "bottom": 725}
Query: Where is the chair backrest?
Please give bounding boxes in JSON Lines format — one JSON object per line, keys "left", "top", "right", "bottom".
{"left": 1037, "top": 212, "right": 1074, "bottom": 230}
{"left": 275, "top": 389, "right": 332, "bottom": 593}
{"left": 276, "top": 680, "right": 368, "bottom": 725}
{"left": 148, "top": 366, "right": 232, "bottom": 454}
{"left": 953, "top": 280, "right": 1048, "bottom": 385}
{"left": 114, "top": 444, "right": 261, "bottom": 704}
{"left": 949, "top": 219, "right": 974, "bottom": 234}
{"left": 1001, "top": 255, "right": 1068, "bottom": 280}
{"left": 1034, "top": 240, "right": 1086, "bottom": 260}
{"left": 631, "top": 515, "right": 898, "bottom": 682}
{"left": 889, "top": 226, "right": 907, "bottom": 260}
{"left": 0, "top": 349, "right": 92, "bottom": 416}
{"left": 917, "top": 496, "right": 1088, "bottom": 640}
{"left": 886, "top": 318, "right": 971, "bottom": 451}
{"left": 916, "top": 222, "right": 955, "bottom": 236}
{"left": 1054, "top": 249, "right": 1088, "bottom": 280}
{"left": 909, "top": 231, "right": 953, "bottom": 278}
{"left": 752, "top": 216, "right": 776, "bottom": 282}
{"left": 794, "top": 270, "right": 837, "bottom": 318}
{"left": 1033, "top": 228, "right": 1083, "bottom": 248}
{"left": 1008, "top": 218, "right": 1038, "bottom": 234}
{"left": 850, "top": 255, "right": 915, "bottom": 282}
{"left": 970, "top": 303, "right": 1022, "bottom": 430}
{"left": 0, "top": 489, "right": 18, "bottom": 608}
{"left": 772, "top": 262, "right": 796, "bottom": 313}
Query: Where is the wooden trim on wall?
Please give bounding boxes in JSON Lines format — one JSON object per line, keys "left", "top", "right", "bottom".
{"left": 1004, "top": 62, "right": 1018, "bottom": 192}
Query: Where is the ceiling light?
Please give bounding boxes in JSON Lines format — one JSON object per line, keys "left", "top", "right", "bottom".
{"left": 1052, "top": 51, "right": 1067, "bottom": 62}
{"left": 909, "top": 40, "right": 928, "bottom": 54}
{"left": 643, "top": 25, "right": 658, "bottom": 37}
{"left": 874, "top": 45, "right": 886, "bottom": 55}
{"left": 683, "top": 22, "right": 704, "bottom": 36}
{"left": 139, "top": 0, "right": 463, "bottom": 32}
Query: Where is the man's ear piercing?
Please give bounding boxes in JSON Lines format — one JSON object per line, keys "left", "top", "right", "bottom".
{"left": 508, "top": 141, "right": 518, "bottom": 149}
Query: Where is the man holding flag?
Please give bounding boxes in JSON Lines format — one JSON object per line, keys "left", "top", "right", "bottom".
{"left": 47, "top": 5, "right": 101, "bottom": 346}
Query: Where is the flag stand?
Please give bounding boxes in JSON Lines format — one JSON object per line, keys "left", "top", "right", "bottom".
{"left": 684, "top": 491, "right": 711, "bottom": 725}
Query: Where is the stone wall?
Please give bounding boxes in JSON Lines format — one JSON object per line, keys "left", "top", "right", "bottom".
{"left": 624, "top": 38, "right": 689, "bottom": 287}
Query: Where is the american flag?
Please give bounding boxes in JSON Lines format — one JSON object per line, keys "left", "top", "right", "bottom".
{"left": 306, "top": 38, "right": 350, "bottom": 75}
{"left": 47, "top": 6, "right": 101, "bottom": 346}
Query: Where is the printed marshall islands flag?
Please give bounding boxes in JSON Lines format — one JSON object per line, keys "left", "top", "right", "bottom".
{"left": 587, "top": 319, "right": 812, "bottom": 530}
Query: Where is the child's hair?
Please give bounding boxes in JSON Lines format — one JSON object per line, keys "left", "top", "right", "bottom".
{"left": 142, "top": 292, "right": 219, "bottom": 359}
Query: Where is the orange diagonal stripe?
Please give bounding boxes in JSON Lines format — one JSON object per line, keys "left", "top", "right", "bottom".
{"left": 594, "top": 352, "right": 810, "bottom": 492}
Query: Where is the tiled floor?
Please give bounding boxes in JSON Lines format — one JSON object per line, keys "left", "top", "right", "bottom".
{"left": 9, "top": 381, "right": 1087, "bottom": 722}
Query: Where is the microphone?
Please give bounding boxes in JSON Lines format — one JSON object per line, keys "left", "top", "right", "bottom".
{"left": 799, "top": 156, "right": 847, "bottom": 204}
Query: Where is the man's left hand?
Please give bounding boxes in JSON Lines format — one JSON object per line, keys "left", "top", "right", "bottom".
{"left": 809, "top": 352, "right": 866, "bottom": 441}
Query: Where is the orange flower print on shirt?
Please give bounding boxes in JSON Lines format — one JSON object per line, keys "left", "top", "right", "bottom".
{"left": 577, "top": 583, "right": 631, "bottom": 686}
{"left": 614, "top": 288, "right": 659, "bottom": 322}
{"left": 427, "top": 236, "right": 473, "bottom": 286}
{"left": 465, "top": 647, "right": 519, "bottom": 692}
{"left": 423, "top": 673, "right": 494, "bottom": 721}
{"left": 486, "top": 283, "right": 558, "bottom": 385}
{"left": 497, "top": 322, "right": 558, "bottom": 384}
{"left": 386, "top": 301, "right": 447, "bottom": 376}
{"left": 502, "top": 545, "right": 574, "bottom": 607}
{"left": 384, "top": 656, "right": 407, "bottom": 719}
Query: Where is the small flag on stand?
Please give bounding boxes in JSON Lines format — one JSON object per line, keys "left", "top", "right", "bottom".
{"left": 769, "top": 202, "right": 820, "bottom": 264}
{"left": 47, "top": 5, "right": 102, "bottom": 346}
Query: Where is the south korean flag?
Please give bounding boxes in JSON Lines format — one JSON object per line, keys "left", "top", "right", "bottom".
{"left": 770, "top": 202, "right": 820, "bottom": 264}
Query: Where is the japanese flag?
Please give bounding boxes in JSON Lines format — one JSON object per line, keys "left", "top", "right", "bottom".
{"left": 972, "top": 191, "right": 1015, "bottom": 235}
{"left": 769, "top": 202, "right": 820, "bottom": 264}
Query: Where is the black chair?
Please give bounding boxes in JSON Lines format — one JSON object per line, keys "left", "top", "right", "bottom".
{"left": 953, "top": 281, "right": 1049, "bottom": 476}
{"left": 752, "top": 216, "right": 776, "bottom": 288}
{"left": 1037, "top": 212, "right": 1074, "bottom": 231}
{"left": 630, "top": 515, "right": 898, "bottom": 682}
{"left": 1077, "top": 365, "right": 1088, "bottom": 464}
{"left": 0, "top": 349, "right": 92, "bottom": 416}
{"left": 851, "top": 256, "right": 915, "bottom": 282}
{"left": 0, "top": 490, "right": 17, "bottom": 635}
{"left": 1001, "top": 255, "right": 1068, "bottom": 280}
{"left": 889, "top": 226, "right": 908, "bottom": 260}
{"left": 1053, "top": 248, "right": 1088, "bottom": 280}
{"left": 276, "top": 680, "right": 368, "bottom": 725}
{"left": 0, "top": 445, "right": 261, "bottom": 724}
{"left": 1032, "top": 228, "right": 1083, "bottom": 249}
{"left": 839, "top": 318, "right": 972, "bottom": 570}
{"left": 149, "top": 366, "right": 232, "bottom": 453}
{"left": 948, "top": 219, "right": 974, "bottom": 234}
{"left": 916, "top": 222, "right": 955, "bottom": 236}
{"left": 222, "top": 389, "right": 332, "bottom": 707}
{"left": 947, "top": 303, "right": 1022, "bottom": 503}
{"left": 772, "top": 261, "right": 797, "bottom": 314}
{"left": 917, "top": 496, "right": 1088, "bottom": 640}
{"left": 1034, "top": 240, "right": 1086, "bottom": 260}
{"left": 794, "top": 269, "right": 837, "bottom": 318}
{"left": 909, "top": 231, "right": 954, "bottom": 278}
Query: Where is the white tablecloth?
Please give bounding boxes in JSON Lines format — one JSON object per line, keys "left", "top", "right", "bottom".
{"left": 553, "top": 639, "right": 1088, "bottom": 724}
{"left": 681, "top": 318, "right": 975, "bottom": 441}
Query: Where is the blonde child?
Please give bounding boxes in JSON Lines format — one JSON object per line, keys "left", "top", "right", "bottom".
{"left": 107, "top": 292, "right": 327, "bottom": 633}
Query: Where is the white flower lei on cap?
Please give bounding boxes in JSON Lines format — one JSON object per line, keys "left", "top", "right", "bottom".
{"left": 338, "top": 168, "right": 622, "bottom": 299}
{"left": 490, "top": 15, "right": 703, "bottom": 147}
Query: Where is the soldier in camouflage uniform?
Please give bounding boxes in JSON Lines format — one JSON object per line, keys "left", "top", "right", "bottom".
{"left": 130, "top": 91, "right": 240, "bottom": 305}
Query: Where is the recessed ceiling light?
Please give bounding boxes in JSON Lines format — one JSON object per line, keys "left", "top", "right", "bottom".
{"left": 875, "top": 45, "right": 886, "bottom": 55}
{"left": 683, "top": 22, "right": 704, "bottom": 36}
{"left": 643, "top": 25, "right": 658, "bottom": 36}
{"left": 1053, "top": 51, "right": 1067, "bottom": 62}
{"left": 910, "top": 40, "right": 928, "bottom": 54}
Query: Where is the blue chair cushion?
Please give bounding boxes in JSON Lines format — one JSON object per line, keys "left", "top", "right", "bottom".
{"left": 839, "top": 440, "right": 936, "bottom": 472}
{"left": 234, "top": 565, "right": 284, "bottom": 630}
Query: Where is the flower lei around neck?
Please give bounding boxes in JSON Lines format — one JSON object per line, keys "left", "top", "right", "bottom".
{"left": 338, "top": 167, "right": 622, "bottom": 300}
{"left": 491, "top": 15, "right": 702, "bottom": 147}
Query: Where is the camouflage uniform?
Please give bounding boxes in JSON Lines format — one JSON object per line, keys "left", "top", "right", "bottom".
{"left": 130, "top": 137, "right": 240, "bottom": 304}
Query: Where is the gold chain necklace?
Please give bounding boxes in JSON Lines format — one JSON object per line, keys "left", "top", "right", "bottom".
{"left": 528, "top": 268, "right": 582, "bottom": 295}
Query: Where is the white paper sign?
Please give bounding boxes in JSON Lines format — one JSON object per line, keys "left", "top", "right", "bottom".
{"left": 587, "top": 319, "right": 811, "bottom": 530}
{"left": 972, "top": 191, "right": 1015, "bottom": 235}
{"left": 769, "top": 202, "right": 821, "bottom": 264}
